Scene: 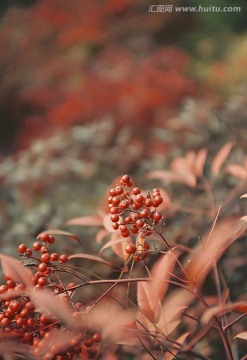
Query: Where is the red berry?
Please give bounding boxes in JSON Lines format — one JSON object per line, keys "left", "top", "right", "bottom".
{"left": 121, "top": 175, "right": 130, "bottom": 184}
{"left": 140, "top": 208, "right": 149, "bottom": 218}
{"left": 41, "top": 253, "right": 50, "bottom": 263}
{"left": 112, "top": 196, "right": 120, "bottom": 206}
{"left": 92, "top": 332, "right": 101, "bottom": 343}
{"left": 131, "top": 226, "right": 139, "bottom": 234}
{"left": 136, "top": 219, "right": 144, "bottom": 228}
{"left": 125, "top": 244, "right": 137, "bottom": 254}
{"left": 48, "top": 235, "right": 55, "bottom": 244}
{"left": 153, "top": 212, "right": 162, "bottom": 221}
{"left": 145, "top": 198, "right": 153, "bottom": 207}
{"left": 32, "top": 242, "right": 41, "bottom": 251}
{"left": 59, "top": 254, "right": 68, "bottom": 263}
{"left": 50, "top": 253, "right": 59, "bottom": 262}
{"left": 109, "top": 188, "right": 117, "bottom": 197}
{"left": 121, "top": 230, "right": 130, "bottom": 238}
{"left": 120, "top": 200, "right": 129, "bottom": 209}
{"left": 132, "top": 187, "right": 141, "bottom": 195}
{"left": 9, "top": 300, "right": 21, "bottom": 312}
{"left": 38, "top": 277, "right": 47, "bottom": 287}
{"left": 18, "top": 244, "right": 27, "bottom": 254}
{"left": 1, "top": 317, "right": 10, "bottom": 327}
{"left": 84, "top": 338, "right": 94, "bottom": 348}
{"left": 38, "top": 263, "right": 48, "bottom": 273}
{"left": 133, "top": 254, "right": 141, "bottom": 262}
{"left": 39, "top": 233, "right": 50, "bottom": 243}
{"left": 112, "top": 223, "right": 119, "bottom": 230}
{"left": 110, "top": 206, "right": 119, "bottom": 214}
{"left": 144, "top": 243, "right": 150, "bottom": 251}
{"left": 111, "top": 214, "right": 119, "bottom": 223}
{"left": 115, "top": 185, "right": 124, "bottom": 195}
{"left": 135, "top": 194, "right": 144, "bottom": 204}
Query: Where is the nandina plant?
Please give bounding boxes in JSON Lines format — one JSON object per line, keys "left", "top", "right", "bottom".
{"left": 0, "top": 170, "right": 247, "bottom": 359}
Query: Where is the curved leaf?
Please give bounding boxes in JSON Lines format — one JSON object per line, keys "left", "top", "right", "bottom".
{"left": 99, "top": 237, "right": 129, "bottom": 255}
{"left": 211, "top": 142, "right": 233, "bottom": 177}
{"left": 0, "top": 254, "right": 33, "bottom": 287}
{"left": 227, "top": 164, "right": 247, "bottom": 180}
{"left": 69, "top": 253, "right": 115, "bottom": 268}
{"left": 65, "top": 215, "right": 103, "bottom": 227}
{"left": 234, "top": 332, "right": 247, "bottom": 340}
{"left": 30, "top": 288, "right": 78, "bottom": 329}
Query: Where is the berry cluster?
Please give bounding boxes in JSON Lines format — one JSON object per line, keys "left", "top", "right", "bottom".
{"left": 0, "top": 234, "right": 101, "bottom": 359}
{"left": 108, "top": 175, "right": 164, "bottom": 238}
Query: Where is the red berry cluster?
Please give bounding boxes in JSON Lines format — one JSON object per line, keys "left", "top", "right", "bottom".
{"left": 108, "top": 175, "right": 164, "bottom": 238}
{"left": 18, "top": 233, "right": 68, "bottom": 289}
{"left": 0, "top": 234, "right": 101, "bottom": 359}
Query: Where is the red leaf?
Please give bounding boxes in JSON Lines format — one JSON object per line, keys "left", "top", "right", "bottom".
{"left": 0, "top": 254, "right": 33, "bottom": 287}
{"left": 211, "top": 142, "right": 233, "bottom": 177}
{"left": 30, "top": 288, "right": 78, "bottom": 328}
{"left": 68, "top": 253, "right": 115, "bottom": 268}
{"left": 165, "top": 332, "right": 189, "bottom": 360}
{"left": 96, "top": 228, "right": 109, "bottom": 243}
{"left": 240, "top": 193, "right": 247, "bottom": 199}
{"left": 38, "top": 327, "right": 78, "bottom": 356}
{"left": 227, "top": 164, "right": 247, "bottom": 180}
{"left": 37, "top": 229, "right": 80, "bottom": 242}
{"left": 65, "top": 215, "right": 103, "bottom": 227}
{"left": 201, "top": 302, "right": 247, "bottom": 323}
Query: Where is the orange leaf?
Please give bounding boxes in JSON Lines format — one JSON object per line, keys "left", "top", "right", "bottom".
{"left": 194, "top": 148, "right": 207, "bottom": 177}
{"left": 0, "top": 254, "right": 33, "bottom": 288}
{"left": 65, "top": 215, "right": 103, "bottom": 227}
{"left": 99, "top": 236, "right": 129, "bottom": 255}
{"left": 211, "top": 142, "right": 233, "bottom": 177}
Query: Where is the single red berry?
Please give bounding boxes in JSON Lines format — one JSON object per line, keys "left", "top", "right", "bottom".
{"left": 136, "top": 219, "right": 144, "bottom": 228}
{"left": 140, "top": 208, "right": 149, "bottom": 218}
{"left": 135, "top": 194, "right": 144, "bottom": 204}
{"left": 110, "top": 206, "right": 119, "bottom": 214}
{"left": 1, "top": 317, "right": 10, "bottom": 327}
{"left": 131, "top": 226, "right": 139, "bottom": 234}
{"left": 59, "top": 254, "right": 68, "bottom": 263}
{"left": 110, "top": 214, "right": 119, "bottom": 223}
{"left": 144, "top": 243, "right": 150, "bottom": 251}
{"left": 32, "top": 242, "right": 42, "bottom": 251}
{"left": 48, "top": 235, "right": 55, "bottom": 244}
{"left": 6, "top": 279, "right": 15, "bottom": 288}
{"left": 22, "top": 332, "right": 32, "bottom": 342}
{"left": 18, "top": 244, "right": 27, "bottom": 254}
{"left": 145, "top": 198, "right": 153, "bottom": 207}
{"left": 133, "top": 254, "right": 141, "bottom": 262}
{"left": 109, "top": 188, "right": 117, "bottom": 197}
{"left": 132, "top": 187, "right": 141, "bottom": 195}
{"left": 38, "top": 263, "right": 48, "bottom": 273}
{"left": 9, "top": 300, "right": 21, "bottom": 312}
{"left": 41, "top": 253, "right": 50, "bottom": 263}
{"left": 115, "top": 185, "right": 124, "bottom": 195}
{"left": 112, "top": 223, "right": 119, "bottom": 230}
{"left": 119, "top": 224, "right": 127, "bottom": 232}
{"left": 120, "top": 200, "right": 129, "bottom": 209}
{"left": 112, "top": 196, "right": 120, "bottom": 206}
{"left": 38, "top": 277, "right": 47, "bottom": 287}
{"left": 39, "top": 233, "right": 50, "bottom": 243}
{"left": 124, "top": 216, "right": 132, "bottom": 223}
{"left": 153, "top": 212, "right": 162, "bottom": 221}
{"left": 125, "top": 244, "right": 137, "bottom": 254}
{"left": 121, "top": 230, "right": 130, "bottom": 238}
{"left": 121, "top": 175, "right": 130, "bottom": 184}
{"left": 50, "top": 253, "right": 59, "bottom": 262}
{"left": 92, "top": 332, "right": 101, "bottom": 343}
{"left": 84, "top": 338, "right": 94, "bottom": 348}
{"left": 25, "top": 302, "right": 35, "bottom": 312}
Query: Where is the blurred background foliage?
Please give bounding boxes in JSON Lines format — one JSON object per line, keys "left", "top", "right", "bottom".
{"left": 0, "top": 0, "right": 246, "bottom": 254}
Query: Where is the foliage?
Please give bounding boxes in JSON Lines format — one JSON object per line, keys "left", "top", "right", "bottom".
{"left": 0, "top": 145, "right": 247, "bottom": 359}
{"left": 0, "top": 0, "right": 196, "bottom": 153}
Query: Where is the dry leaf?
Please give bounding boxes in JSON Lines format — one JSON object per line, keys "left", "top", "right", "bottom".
{"left": 211, "top": 142, "right": 233, "bottom": 177}
{"left": 234, "top": 332, "right": 247, "bottom": 340}
{"left": 65, "top": 215, "right": 103, "bottom": 226}
{"left": 0, "top": 254, "right": 33, "bottom": 288}
{"left": 69, "top": 253, "right": 115, "bottom": 268}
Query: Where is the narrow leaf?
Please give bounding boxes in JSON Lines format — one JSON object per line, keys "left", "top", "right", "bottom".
{"left": 69, "top": 253, "right": 115, "bottom": 268}
{"left": 227, "top": 164, "right": 247, "bottom": 180}
{"left": 0, "top": 254, "right": 33, "bottom": 287}
{"left": 202, "top": 302, "right": 247, "bottom": 324}
{"left": 240, "top": 194, "right": 247, "bottom": 199}
{"left": 99, "top": 237, "right": 129, "bottom": 255}
{"left": 234, "top": 332, "right": 247, "bottom": 340}
{"left": 65, "top": 215, "right": 103, "bottom": 227}
{"left": 165, "top": 332, "right": 189, "bottom": 360}
{"left": 211, "top": 142, "right": 233, "bottom": 177}
{"left": 194, "top": 148, "right": 207, "bottom": 177}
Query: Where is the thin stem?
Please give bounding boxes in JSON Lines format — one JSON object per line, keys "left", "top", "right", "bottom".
{"left": 223, "top": 313, "right": 247, "bottom": 332}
